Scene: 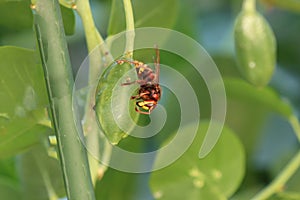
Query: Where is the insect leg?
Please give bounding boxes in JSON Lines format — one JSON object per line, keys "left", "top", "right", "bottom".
{"left": 121, "top": 81, "right": 136, "bottom": 86}
{"left": 130, "top": 95, "right": 140, "bottom": 100}
{"left": 154, "top": 45, "right": 160, "bottom": 83}
{"left": 135, "top": 106, "right": 151, "bottom": 115}
{"left": 116, "top": 59, "right": 139, "bottom": 66}
{"left": 148, "top": 104, "right": 157, "bottom": 113}
{"left": 121, "top": 79, "right": 147, "bottom": 86}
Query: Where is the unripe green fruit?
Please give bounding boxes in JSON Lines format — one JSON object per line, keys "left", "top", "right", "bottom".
{"left": 234, "top": 9, "right": 276, "bottom": 87}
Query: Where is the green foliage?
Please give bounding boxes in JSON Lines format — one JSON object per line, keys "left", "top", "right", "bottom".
{"left": 0, "top": 0, "right": 32, "bottom": 32}
{"left": 0, "top": 46, "right": 51, "bottom": 158}
{"left": 95, "top": 168, "right": 149, "bottom": 200}
{"left": 1, "top": 0, "right": 300, "bottom": 199}
{"left": 60, "top": 5, "right": 76, "bottom": 35}
{"left": 0, "top": 178, "right": 21, "bottom": 200}
{"left": 268, "top": 192, "right": 300, "bottom": 200}
{"left": 0, "top": 158, "right": 20, "bottom": 200}
{"left": 150, "top": 121, "right": 245, "bottom": 200}
{"left": 94, "top": 61, "right": 140, "bottom": 144}
{"left": 18, "top": 144, "right": 66, "bottom": 199}
{"left": 0, "top": 0, "right": 75, "bottom": 36}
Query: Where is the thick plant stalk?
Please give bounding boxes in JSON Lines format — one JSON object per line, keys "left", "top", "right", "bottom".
{"left": 32, "top": 0, "right": 95, "bottom": 199}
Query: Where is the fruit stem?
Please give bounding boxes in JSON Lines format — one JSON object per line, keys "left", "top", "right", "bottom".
{"left": 252, "top": 116, "right": 300, "bottom": 200}
{"left": 123, "top": 0, "right": 135, "bottom": 59}
{"left": 243, "top": 0, "right": 256, "bottom": 12}
{"left": 252, "top": 150, "right": 300, "bottom": 200}
{"left": 76, "top": 0, "right": 113, "bottom": 184}
{"left": 289, "top": 115, "right": 300, "bottom": 142}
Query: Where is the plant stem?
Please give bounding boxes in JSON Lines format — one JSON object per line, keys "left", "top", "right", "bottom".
{"left": 32, "top": 0, "right": 95, "bottom": 199}
{"left": 75, "top": 0, "right": 114, "bottom": 121}
{"left": 289, "top": 115, "right": 300, "bottom": 142}
{"left": 252, "top": 150, "right": 300, "bottom": 200}
{"left": 243, "top": 0, "right": 256, "bottom": 12}
{"left": 123, "top": 0, "right": 135, "bottom": 58}
{"left": 76, "top": 0, "right": 113, "bottom": 77}
{"left": 75, "top": 0, "right": 106, "bottom": 132}
{"left": 252, "top": 116, "right": 300, "bottom": 200}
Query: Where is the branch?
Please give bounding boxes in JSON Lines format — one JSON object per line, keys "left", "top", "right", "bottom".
{"left": 31, "top": 0, "right": 95, "bottom": 199}
{"left": 252, "top": 150, "right": 300, "bottom": 200}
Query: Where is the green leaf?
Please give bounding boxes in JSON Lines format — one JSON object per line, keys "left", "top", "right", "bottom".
{"left": 94, "top": 61, "right": 139, "bottom": 144}
{"left": 0, "top": 177, "right": 21, "bottom": 200}
{"left": 0, "top": 158, "right": 20, "bottom": 200}
{"left": 0, "top": 157, "right": 17, "bottom": 179}
{"left": 224, "top": 78, "right": 293, "bottom": 118}
{"left": 95, "top": 168, "right": 151, "bottom": 200}
{"left": 107, "top": 0, "right": 179, "bottom": 36}
{"left": 267, "top": 192, "right": 300, "bottom": 200}
{"left": 17, "top": 144, "right": 66, "bottom": 199}
{"left": 0, "top": 46, "right": 51, "bottom": 158}
{"left": 0, "top": 0, "right": 33, "bottom": 32}
{"left": 60, "top": 5, "right": 75, "bottom": 35}
{"left": 150, "top": 121, "right": 245, "bottom": 199}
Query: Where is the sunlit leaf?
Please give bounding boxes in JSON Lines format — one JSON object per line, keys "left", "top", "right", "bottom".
{"left": 0, "top": 46, "right": 51, "bottom": 158}
{"left": 150, "top": 121, "right": 245, "bottom": 199}
{"left": 94, "top": 61, "right": 139, "bottom": 144}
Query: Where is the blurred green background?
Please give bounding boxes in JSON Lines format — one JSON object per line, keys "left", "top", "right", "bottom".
{"left": 0, "top": 0, "right": 300, "bottom": 199}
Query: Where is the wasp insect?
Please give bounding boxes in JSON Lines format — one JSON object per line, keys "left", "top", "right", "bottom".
{"left": 116, "top": 47, "right": 161, "bottom": 115}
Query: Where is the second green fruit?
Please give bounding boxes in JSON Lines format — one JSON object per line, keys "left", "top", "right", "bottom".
{"left": 234, "top": 8, "right": 276, "bottom": 87}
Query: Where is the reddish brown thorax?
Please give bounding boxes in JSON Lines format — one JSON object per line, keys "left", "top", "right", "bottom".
{"left": 117, "top": 47, "right": 161, "bottom": 114}
{"left": 138, "top": 83, "right": 161, "bottom": 101}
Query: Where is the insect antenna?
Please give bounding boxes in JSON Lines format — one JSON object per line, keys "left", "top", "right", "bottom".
{"left": 154, "top": 45, "right": 160, "bottom": 83}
